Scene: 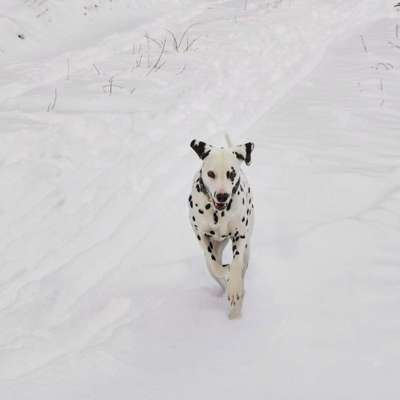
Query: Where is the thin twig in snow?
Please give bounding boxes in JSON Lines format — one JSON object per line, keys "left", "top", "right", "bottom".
{"left": 47, "top": 88, "right": 58, "bottom": 112}
{"left": 144, "top": 33, "right": 163, "bottom": 48}
{"left": 388, "top": 40, "right": 400, "bottom": 50}
{"left": 146, "top": 38, "right": 167, "bottom": 75}
{"left": 360, "top": 35, "right": 368, "bottom": 53}
{"left": 93, "top": 63, "right": 101, "bottom": 75}
{"left": 177, "top": 64, "right": 186, "bottom": 75}
{"left": 185, "top": 37, "right": 199, "bottom": 52}
{"left": 167, "top": 24, "right": 196, "bottom": 52}
{"left": 146, "top": 35, "right": 151, "bottom": 68}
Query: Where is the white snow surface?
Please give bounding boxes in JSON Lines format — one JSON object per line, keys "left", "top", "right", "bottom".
{"left": 1, "top": 0, "right": 399, "bottom": 398}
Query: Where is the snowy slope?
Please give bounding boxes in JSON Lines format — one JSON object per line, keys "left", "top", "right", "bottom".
{"left": 0, "top": 1, "right": 399, "bottom": 399}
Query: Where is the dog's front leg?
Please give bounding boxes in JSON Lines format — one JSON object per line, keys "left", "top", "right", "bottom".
{"left": 198, "top": 234, "right": 227, "bottom": 282}
{"left": 227, "top": 238, "right": 247, "bottom": 319}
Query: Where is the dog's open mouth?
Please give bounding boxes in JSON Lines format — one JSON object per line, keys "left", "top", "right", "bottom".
{"left": 214, "top": 201, "right": 226, "bottom": 210}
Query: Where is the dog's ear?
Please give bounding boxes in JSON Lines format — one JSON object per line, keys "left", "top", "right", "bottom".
{"left": 190, "top": 140, "right": 212, "bottom": 160}
{"left": 233, "top": 142, "right": 254, "bottom": 166}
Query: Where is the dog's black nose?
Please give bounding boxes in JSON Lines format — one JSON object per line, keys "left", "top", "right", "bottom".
{"left": 216, "top": 193, "right": 229, "bottom": 203}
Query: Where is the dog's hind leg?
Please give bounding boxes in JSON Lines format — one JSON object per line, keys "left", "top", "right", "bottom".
{"left": 242, "top": 242, "right": 250, "bottom": 278}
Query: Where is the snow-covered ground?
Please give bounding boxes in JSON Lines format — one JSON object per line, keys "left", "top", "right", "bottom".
{"left": 0, "top": 1, "right": 399, "bottom": 399}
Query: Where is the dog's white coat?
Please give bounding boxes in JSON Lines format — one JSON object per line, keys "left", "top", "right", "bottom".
{"left": 189, "top": 139, "right": 254, "bottom": 318}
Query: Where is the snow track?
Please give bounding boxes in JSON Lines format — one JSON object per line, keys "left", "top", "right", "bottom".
{"left": 0, "top": 1, "right": 399, "bottom": 399}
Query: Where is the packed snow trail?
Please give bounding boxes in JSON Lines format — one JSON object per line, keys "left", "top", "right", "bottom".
{"left": 0, "top": 1, "right": 399, "bottom": 399}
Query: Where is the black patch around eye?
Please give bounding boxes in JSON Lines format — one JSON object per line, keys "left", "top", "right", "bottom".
{"left": 207, "top": 171, "right": 215, "bottom": 179}
{"left": 226, "top": 167, "right": 236, "bottom": 183}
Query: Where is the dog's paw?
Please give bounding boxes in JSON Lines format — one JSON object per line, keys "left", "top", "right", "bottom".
{"left": 226, "top": 270, "right": 244, "bottom": 310}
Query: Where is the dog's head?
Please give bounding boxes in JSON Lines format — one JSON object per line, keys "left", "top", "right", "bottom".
{"left": 190, "top": 139, "right": 254, "bottom": 210}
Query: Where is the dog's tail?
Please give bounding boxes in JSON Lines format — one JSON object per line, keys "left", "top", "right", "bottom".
{"left": 224, "top": 132, "right": 233, "bottom": 148}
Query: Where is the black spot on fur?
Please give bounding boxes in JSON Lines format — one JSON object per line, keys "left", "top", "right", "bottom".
{"left": 232, "top": 178, "right": 240, "bottom": 195}
{"left": 226, "top": 199, "right": 232, "bottom": 211}
{"left": 221, "top": 211, "right": 225, "bottom": 217}
{"left": 211, "top": 255, "right": 216, "bottom": 261}
{"left": 197, "top": 235, "right": 201, "bottom": 241}
{"left": 198, "top": 176, "right": 208, "bottom": 195}
{"left": 205, "top": 203, "right": 211, "bottom": 210}
{"left": 198, "top": 209, "right": 204, "bottom": 214}
{"left": 209, "top": 230, "right": 215, "bottom": 235}
{"left": 214, "top": 212, "right": 218, "bottom": 224}
{"left": 192, "top": 216, "right": 196, "bottom": 222}
{"left": 242, "top": 217, "right": 245, "bottom": 223}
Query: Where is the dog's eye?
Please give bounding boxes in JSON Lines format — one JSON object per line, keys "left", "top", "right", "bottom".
{"left": 207, "top": 171, "right": 216, "bottom": 179}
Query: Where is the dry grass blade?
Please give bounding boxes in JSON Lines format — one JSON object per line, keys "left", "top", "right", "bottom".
{"left": 146, "top": 38, "right": 167, "bottom": 75}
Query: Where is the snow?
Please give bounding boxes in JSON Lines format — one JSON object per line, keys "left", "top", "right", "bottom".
{"left": 0, "top": 0, "right": 399, "bottom": 399}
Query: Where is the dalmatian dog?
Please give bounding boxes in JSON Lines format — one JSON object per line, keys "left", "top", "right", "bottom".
{"left": 188, "top": 137, "right": 254, "bottom": 319}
